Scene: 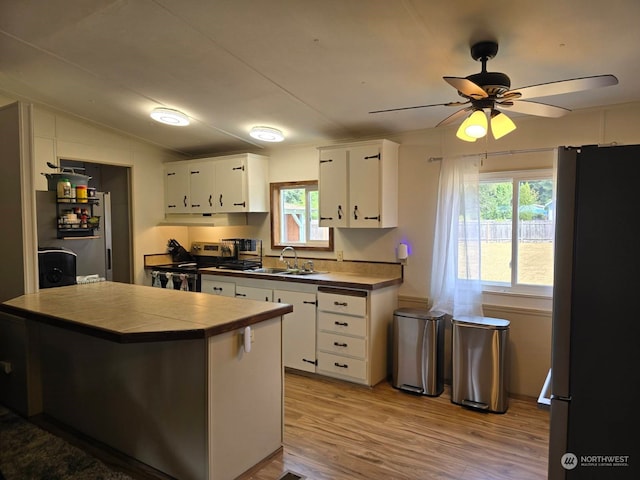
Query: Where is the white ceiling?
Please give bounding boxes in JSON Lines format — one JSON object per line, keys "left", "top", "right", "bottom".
{"left": 2, "top": 0, "right": 639, "bottom": 156}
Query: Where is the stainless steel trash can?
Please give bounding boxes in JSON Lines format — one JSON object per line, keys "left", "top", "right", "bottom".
{"left": 392, "top": 308, "right": 445, "bottom": 396}
{"left": 451, "top": 316, "right": 510, "bottom": 413}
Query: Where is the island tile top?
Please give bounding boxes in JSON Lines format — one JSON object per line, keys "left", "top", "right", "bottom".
{"left": 1, "top": 282, "right": 292, "bottom": 343}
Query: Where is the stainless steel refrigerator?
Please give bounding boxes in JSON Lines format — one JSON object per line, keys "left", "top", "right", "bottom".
{"left": 36, "top": 190, "right": 113, "bottom": 281}
{"left": 549, "top": 145, "right": 638, "bottom": 479}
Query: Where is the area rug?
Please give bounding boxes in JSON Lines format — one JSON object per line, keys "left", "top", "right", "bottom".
{"left": 0, "top": 405, "right": 133, "bottom": 480}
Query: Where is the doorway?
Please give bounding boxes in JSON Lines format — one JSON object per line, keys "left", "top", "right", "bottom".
{"left": 61, "top": 159, "right": 133, "bottom": 283}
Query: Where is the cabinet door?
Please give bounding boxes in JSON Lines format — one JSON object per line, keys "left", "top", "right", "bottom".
{"left": 200, "top": 279, "right": 235, "bottom": 297}
{"left": 215, "top": 157, "right": 247, "bottom": 213}
{"left": 164, "top": 163, "right": 190, "bottom": 213}
{"left": 348, "top": 145, "right": 381, "bottom": 227}
{"left": 235, "top": 285, "right": 273, "bottom": 302}
{"left": 188, "top": 161, "right": 216, "bottom": 213}
{"left": 318, "top": 148, "right": 348, "bottom": 227}
{"left": 274, "top": 289, "right": 317, "bottom": 372}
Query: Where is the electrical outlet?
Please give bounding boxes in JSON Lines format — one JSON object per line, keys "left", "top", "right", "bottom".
{"left": 337, "top": 250, "right": 344, "bottom": 262}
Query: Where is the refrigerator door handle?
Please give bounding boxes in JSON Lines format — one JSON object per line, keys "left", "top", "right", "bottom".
{"left": 107, "top": 248, "right": 112, "bottom": 270}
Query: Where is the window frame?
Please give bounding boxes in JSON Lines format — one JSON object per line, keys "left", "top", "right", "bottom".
{"left": 479, "top": 168, "right": 554, "bottom": 298}
{"left": 270, "top": 180, "right": 334, "bottom": 251}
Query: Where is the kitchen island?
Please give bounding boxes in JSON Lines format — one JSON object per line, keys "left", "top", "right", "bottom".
{"left": 0, "top": 282, "right": 293, "bottom": 480}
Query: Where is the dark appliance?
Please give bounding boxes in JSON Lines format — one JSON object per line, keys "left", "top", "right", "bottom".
{"left": 38, "top": 247, "right": 77, "bottom": 288}
{"left": 549, "top": 145, "right": 639, "bottom": 479}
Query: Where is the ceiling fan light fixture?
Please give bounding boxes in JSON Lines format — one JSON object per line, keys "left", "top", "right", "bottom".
{"left": 463, "top": 109, "right": 488, "bottom": 138}
{"left": 150, "top": 108, "right": 190, "bottom": 126}
{"left": 456, "top": 120, "right": 477, "bottom": 142}
{"left": 490, "top": 110, "right": 517, "bottom": 139}
{"left": 249, "top": 126, "right": 285, "bottom": 142}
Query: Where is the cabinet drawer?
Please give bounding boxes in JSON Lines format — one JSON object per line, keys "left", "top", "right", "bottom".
{"left": 200, "top": 279, "right": 235, "bottom": 297}
{"left": 317, "top": 332, "right": 366, "bottom": 359}
{"left": 317, "top": 291, "right": 366, "bottom": 316}
{"left": 317, "top": 312, "right": 366, "bottom": 337}
{"left": 317, "top": 352, "right": 366, "bottom": 382}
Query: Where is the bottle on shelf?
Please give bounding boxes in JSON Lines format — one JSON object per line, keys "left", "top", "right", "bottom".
{"left": 57, "top": 178, "right": 72, "bottom": 203}
{"left": 76, "top": 185, "right": 88, "bottom": 203}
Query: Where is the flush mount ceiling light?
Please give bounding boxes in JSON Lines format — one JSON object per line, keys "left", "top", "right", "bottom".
{"left": 150, "top": 108, "right": 190, "bottom": 126}
{"left": 249, "top": 126, "right": 285, "bottom": 142}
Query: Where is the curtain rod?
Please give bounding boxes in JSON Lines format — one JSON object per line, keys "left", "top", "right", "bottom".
{"left": 427, "top": 147, "right": 556, "bottom": 163}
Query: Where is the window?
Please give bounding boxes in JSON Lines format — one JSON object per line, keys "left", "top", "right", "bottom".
{"left": 270, "top": 181, "right": 333, "bottom": 251}
{"left": 477, "top": 169, "right": 554, "bottom": 295}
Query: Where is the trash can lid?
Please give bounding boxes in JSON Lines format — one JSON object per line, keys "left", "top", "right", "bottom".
{"left": 452, "top": 315, "right": 510, "bottom": 329}
{"left": 394, "top": 308, "right": 446, "bottom": 321}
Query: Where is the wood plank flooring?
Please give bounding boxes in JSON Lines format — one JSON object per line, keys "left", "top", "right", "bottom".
{"left": 240, "top": 372, "right": 550, "bottom": 480}
{"left": 26, "top": 370, "right": 549, "bottom": 480}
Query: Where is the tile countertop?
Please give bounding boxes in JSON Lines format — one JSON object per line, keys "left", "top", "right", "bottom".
{"left": 0, "top": 282, "right": 292, "bottom": 343}
{"left": 198, "top": 267, "right": 403, "bottom": 290}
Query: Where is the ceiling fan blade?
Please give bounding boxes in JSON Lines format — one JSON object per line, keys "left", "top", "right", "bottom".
{"left": 435, "top": 106, "right": 473, "bottom": 127}
{"left": 505, "top": 74, "right": 618, "bottom": 100}
{"left": 443, "top": 77, "right": 488, "bottom": 99}
{"left": 369, "top": 101, "right": 467, "bottom": 114}
{"left": 498, "top": 100, "right": 570, "bottom": 118}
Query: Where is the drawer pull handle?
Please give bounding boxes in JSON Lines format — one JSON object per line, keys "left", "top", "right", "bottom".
{"left": 212, "top": 287, "right": 223, "bottom": 292}
{"left": 334, "top": 362, "right": 349, "bottom": 369}
{"left": 303, "top": 358, "right": 318, "bottom": 365}
{"left": 235, "top": 293, "right": 246, "bottom": 297}
{"left": 333, "top": 342, "right": 348, "bottom": 347}
{"left": 334, "top": 321, "right": 349, "bottom": 327}
{"left": 334, "top": 301, "right": 348, "bottom": 307}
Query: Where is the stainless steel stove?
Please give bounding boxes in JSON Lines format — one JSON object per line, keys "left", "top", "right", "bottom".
{"left": 149, "top": 239, "right": 262, "bottom": 292}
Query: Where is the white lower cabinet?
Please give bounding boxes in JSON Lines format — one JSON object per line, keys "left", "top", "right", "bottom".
{"left": 199, "top": 274, "right": 398, "bottom": 386}
{"left": 316, "top": 287, "right": 368, "bottom": 384}
{"left": 200, "top": 279, "right": 235, "bottom": 297}
{"left": 274, "top": 289, "right": 317, "bottom": 373}
{"left": 235, "top": 285, "right": 272, "bottom": 302}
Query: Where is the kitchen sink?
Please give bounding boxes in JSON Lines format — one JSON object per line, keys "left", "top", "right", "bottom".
{"left": 280, "top": 269, "right": 328, "bottom": 276}
{"left": 248, "top": 267, "right": 327, "bottom": 276}
{"left": 250, "top": 267, "right": 290, "bottom": 274}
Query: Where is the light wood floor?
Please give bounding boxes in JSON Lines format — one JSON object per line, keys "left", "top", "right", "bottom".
{"left": 240, "top": 371, "right": 550, "bottom": 480}
{"left": 30, "top": 371, "right": 549, "bottom": 480}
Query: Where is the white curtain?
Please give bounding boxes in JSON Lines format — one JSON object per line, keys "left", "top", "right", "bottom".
{"left": 430, "top": 155, "right": 484, "bottom": 318}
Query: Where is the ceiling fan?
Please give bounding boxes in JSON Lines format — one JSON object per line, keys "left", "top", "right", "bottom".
{"left": 369, "top": 41, "right": 618, "bottom": 141}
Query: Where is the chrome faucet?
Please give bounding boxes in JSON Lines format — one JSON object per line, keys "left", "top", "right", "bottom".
{"left": 279, "top": 246, "right": 298, "bottom": 270}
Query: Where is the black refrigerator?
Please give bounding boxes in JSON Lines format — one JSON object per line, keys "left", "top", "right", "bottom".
{"left": 549, "top": 145, "right": 639, "bottom": 479}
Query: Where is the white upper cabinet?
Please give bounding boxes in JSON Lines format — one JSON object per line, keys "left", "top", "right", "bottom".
{"left": 214, "top": 154, "right": 269, "bottom": 213}
{"left": 188, "top": 160, "right": 216, "bottom": 213}
{"left": 318, "top": 148, "right": 348, "bottom": 228}
{"left": 318, "top": 139, "right": 398, "bottom": 228}
{"left": 163, "top": 153, "right": 269, "bottom": 217}
{"left": 164, "top": 162, "right": 191, "bottom": 213}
